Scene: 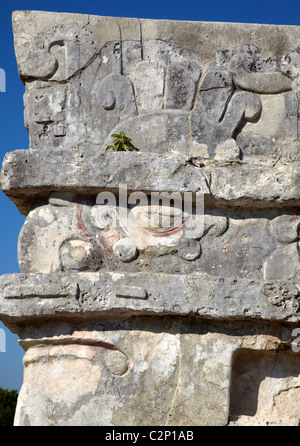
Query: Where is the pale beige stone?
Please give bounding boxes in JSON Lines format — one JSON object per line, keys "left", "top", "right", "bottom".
{"left": 2, "top": 10, "right": 300, "bottom": 427}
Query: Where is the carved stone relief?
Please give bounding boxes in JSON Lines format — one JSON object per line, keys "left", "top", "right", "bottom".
{"left": 20, "top": 26, "right": 300, "bottom": 163}
{"left": 1, "top": 11, "right": 300, "bottom": 426}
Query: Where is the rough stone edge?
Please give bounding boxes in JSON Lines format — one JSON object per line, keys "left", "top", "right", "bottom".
{"left": 1, "top": 271, "right": 300, "bottom": 335}
{"left": 1, "top": 149, "right": 300, "bottom": 215}
{"left": 12, "top": 10, "right": 300, "bottom": 72}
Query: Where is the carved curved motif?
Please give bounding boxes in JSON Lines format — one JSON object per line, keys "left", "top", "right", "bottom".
{"left": 3, "top": 13, "right": 300, "bottom": 427}
{"left": 19, "top": 23, "right": 97, "bottom": 81}
{"left": 17, "top": 193, "right": 230, "bottom": 274}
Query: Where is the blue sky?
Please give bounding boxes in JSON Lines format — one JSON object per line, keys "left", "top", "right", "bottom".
{"left": 0, "top": 0, "right": 300, "bottom": 392}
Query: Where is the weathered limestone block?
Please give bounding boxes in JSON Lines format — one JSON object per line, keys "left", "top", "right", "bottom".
{"left": 8, "top": 319, "right": 300, "bottom": 426}
{"left": 229, "top": 349, "right": 300, "bottom": 426}
{"left": 190, "top": 62, "right": 263, "bottom": 157}
{"left": 1, "top": 11, "right": 300, "bottom": 426}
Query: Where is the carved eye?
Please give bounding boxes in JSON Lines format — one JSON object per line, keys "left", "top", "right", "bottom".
{"left": 130, "top": 205, "right": 189, "bottom": 235}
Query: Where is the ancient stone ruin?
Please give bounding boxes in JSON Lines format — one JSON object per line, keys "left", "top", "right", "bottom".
{"left": 1, "top": 10, "right": 300, "bottom": 426}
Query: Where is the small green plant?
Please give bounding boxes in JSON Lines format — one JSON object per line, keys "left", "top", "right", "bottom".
{"left": 106, "top": 131, "right": 137, "bottom": 152}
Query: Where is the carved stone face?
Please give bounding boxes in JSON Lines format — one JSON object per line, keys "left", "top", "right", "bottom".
{"left": 18, "top": 196, "right": 205, "bottom": 272}
{"left": 13, "top": 14, "right": 300, "bottom": 281}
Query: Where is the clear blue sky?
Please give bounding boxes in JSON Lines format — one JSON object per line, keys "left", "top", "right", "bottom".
{"left": 0, "top": 0, "right": 300, "bottom": 392}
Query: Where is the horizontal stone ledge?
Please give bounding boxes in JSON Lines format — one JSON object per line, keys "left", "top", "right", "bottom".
{"left": 0, "top": 271, "right": 299, "bottom": 333}
{"left": 1, "top": 148, "right": 300, "bottom": 215}
{"left": 0, "top": 149, "right": 210, "bottom": 215}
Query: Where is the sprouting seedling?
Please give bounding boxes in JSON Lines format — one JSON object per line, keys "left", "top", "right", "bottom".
{"left": 105, "top": 131, "right": 137, "bottom": 152}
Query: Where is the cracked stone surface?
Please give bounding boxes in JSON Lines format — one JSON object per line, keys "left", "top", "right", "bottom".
{"left": 1, "top": 11, "right": 300, "bottom": 426}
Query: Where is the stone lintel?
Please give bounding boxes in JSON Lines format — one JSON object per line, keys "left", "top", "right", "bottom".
{"left": 1, "top": 149, "right": 300, "bottom": 215}
{"left": 1, "top": 272, "right": 299, "bottom": 335}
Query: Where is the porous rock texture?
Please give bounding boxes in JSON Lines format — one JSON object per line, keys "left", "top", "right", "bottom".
{"left": 1, "top": 11, "right": 300, "bottom": 426}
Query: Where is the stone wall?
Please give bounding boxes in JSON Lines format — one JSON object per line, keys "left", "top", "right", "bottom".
{"left": 1, "top": 11, "right": 300, "bottom": 426}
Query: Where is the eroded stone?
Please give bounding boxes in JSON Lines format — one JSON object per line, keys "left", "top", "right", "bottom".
{"left": 1, "top": 11, "right": 300, "bottom": 427}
